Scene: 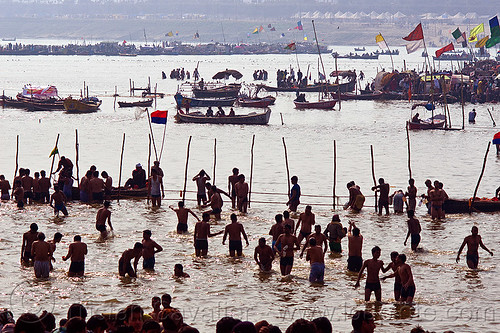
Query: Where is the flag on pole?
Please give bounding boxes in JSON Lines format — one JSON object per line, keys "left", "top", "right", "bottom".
{"left": 406, "top": 39, "right": 424, "bottom": 54}
{"left": 49, "top": 146, "right": 59, "bottom": 158}
{"left": 252, "top": 27, "right": 259, "bottom": 34}
{"left": 295, "top": 21, "right": 303, "bottom": 31}
{"left": 303, "top": 35, "right": 308, "bottom": 41}
{"left": 435, "top": 43, "right": 455, "bottom": 58}
{"left": 452, "top": 28, "right": 467, "bottom": 47}
{"left": 375, "top": 33, "right": 388, "bottom": 49}
{"left": 270, "top": 27, "right": 276, "bottom": 31}
{"left": 469, "top": 23, "right": 484, "bottom": 42}
{"left": 403, "top": 23, "right": 424, "bottom": 41}
{"left": 476, "top": 35, "right": 489, "bottom": 48}
{"left": 166, "top": 31, "right": 173, "bottom": 37}
{"left": 194, "top": 32, "right": 200, "bottom": 39}
{"left": 151, "top": 111, "right": 168, "bottom": 125}
{"left": 408, "top": 83, "right": 412, "bottom": 102}
{"left": 486, "top": 16, "right": 500, "bottom": 48}
{"left": 284, "top": 42, "right": 296, "bottom": 51}
{"left": 259, "top": 25, "right": 264, "bottom": 32}
{"left": 280, "top": 33, "right": 285, "bottom": 38}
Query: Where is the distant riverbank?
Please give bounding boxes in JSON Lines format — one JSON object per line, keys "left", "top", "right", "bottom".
{"left": 0, "top": 18, "right": 468, "bottom": 47}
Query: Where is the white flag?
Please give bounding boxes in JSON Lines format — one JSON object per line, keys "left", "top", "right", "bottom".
{"left": 406, "top": 39, "right": 424, "bottom": 54}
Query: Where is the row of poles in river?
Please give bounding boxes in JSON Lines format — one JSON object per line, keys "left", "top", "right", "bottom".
{"left": 9, "top": 119, "right": 492, "bottom": 213}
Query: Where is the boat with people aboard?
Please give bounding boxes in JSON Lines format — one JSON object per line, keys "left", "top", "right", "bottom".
{"left": 175, "top": 108, "right": 271, "bottom": 125}
{"left": 331, "top": 52, "right": 379, "bottom": 60}
{"left": 174, "top": 92, "right": 236, "bottom": 108}
{"left": 64, "top": 96, "right": 102, "bottom": 113}
{"left": 293, "top": 92, "right": 337, "bottom": 110}
{"left": 117, "top": 99, "right": 153, "bottom": 108}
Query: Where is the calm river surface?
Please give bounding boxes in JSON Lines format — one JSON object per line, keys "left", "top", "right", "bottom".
{"left": 0, "top": 46, "right": 498, "bottom": 332}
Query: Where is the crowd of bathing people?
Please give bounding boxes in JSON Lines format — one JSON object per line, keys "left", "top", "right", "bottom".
{"left": 2, "top": 156, "right": 493, "bottom": 333}
{"left": 1, "top": 302, "right": 453, "bottom": 333}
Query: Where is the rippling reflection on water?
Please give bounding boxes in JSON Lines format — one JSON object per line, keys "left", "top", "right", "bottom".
{"left": 0, "top": 48, "right": 498, "bottom": 332}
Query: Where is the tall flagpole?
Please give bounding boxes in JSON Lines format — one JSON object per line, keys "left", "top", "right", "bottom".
{"left": 380, "top": 32, "right": 395, "bottom": 71}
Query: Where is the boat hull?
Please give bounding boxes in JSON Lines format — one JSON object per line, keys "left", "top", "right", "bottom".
{"left": 64, "top": 98, "right": 101, "bottom": 113}
{"left": 175, "top": 109, "right": 271, "bottom": 125}
{"left": 238, "top": 97, "right": 275, "bottom": 107}
{"left": 443, "top": 199, "right": 500, "bottom": 214}
{"left": 406, "top": 120, "right": 445, "bottom": 130}
{"left": 174, "top": 93, "right": 236, "bottom": 108}
{"left": 192, "top": 84, "right": 241, "bottom": 98}
{"left": 261, "top": 80, "right": 355, "bottom": 93}
{"left": 118, "top": 99, "right": 153, "bottom": 108}
{"left": 294, "top": 99, "right": 337, "bottom": 109}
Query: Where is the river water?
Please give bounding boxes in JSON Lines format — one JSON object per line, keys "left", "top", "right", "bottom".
{"left": 0, "top": 46, "right": 498, "bottom": 332}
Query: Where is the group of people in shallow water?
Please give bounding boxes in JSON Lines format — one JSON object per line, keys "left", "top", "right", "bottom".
{"left": 3, "top": 159, "right": 494, "bottom": 332}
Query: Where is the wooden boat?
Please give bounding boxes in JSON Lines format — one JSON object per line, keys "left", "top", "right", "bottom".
{"left": 110, "top": 187, "right": 148, "bottom": 200}
{"left": 332, "top": 52, "right": 379, "bottom": 60}
{"left": 142, "top": 92, "right": 165, "bottom": 98}
{"left": 175, "top": 108, "right": 271, "bottom": 125}
{"left": 443, "top": 198, "right": 500, "bottom": 214}
{"left": 406, "top": 115, "right": 446, "bottom": 130}
{"left": 339, "top": 91, "right": 384, "bottom": 100}
{"left": 192, "top": 83, "right": 241, "bottom": 98}
{"left": 64, "top": 97, "right": 102, "bottom": 113}
{"left": 16, "top": 94, "right": 66, "bottom": 111}
{"left": 354, "top": 47, "right": 365, "bottom": 51}
{"left": 2, "top": 96, "right": 26, "bottom": 108}
{"left": 238, "top": 96, "right": 276, "bottom": 107}
{"left": 261, "top": 80, "right": 355, "bottom": 93}
{"left": 174, "top": 93, "right": 236, "bottom": 108}
{"left": 117, "top": 99, "right": 153, "bottom": 108}
{"left": 294, "top": 99, "right": 337, "bottom": 110}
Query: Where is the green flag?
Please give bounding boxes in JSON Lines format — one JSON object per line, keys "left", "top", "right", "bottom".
{"left": 49, "top": 146, "right": 59, "bottom": 158}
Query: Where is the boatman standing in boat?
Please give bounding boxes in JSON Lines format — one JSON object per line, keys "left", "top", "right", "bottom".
{"left": 287, "top": 176, "right": 301, "bottom": 212}
{"left": 456, "top": 226, "right": 493, "bottom": 269}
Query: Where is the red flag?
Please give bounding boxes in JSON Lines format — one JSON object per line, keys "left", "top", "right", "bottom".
{"left": 408, "top": 83, "right": 412, "bottom": 102}
{"left": 435, "top": 43, "right": 454, "bottom": 58}
{"left": 403, "top": 23, "right": 424, "bottom": 41}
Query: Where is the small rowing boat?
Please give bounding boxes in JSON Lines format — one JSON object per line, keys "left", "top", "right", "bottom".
{"left": 174, "top": 93, "right": 236, "bottom": 108}
{"left": 64, "top": 97, "right": 102, "bottom": 113}
{"left": 118, "top": 99, "right": 153, "bottom": 108}
{"left": 294, "top": 98, "right": 337, "bottom": 110}
{"left": 238, "top": 96, "right": 276, "bottom": 108}
{"left": 175, "top": 108, "right": 271, "bottom": 125}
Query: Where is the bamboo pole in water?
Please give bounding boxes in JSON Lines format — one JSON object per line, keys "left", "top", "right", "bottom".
{"left": 113, "top": 86, "right": 117, "bottom": 111}
{"left": 117, "top": 133, "right": 126, "bottom": 203}
{"left": 49, "top": 134, "right": 60, "bottom": 186}
{"left": 145, "top": 108, "right": 159, "bottom": 161}
{"left": 282, "top": 137, "right": 291, "bottom": 197}
{"left": 75, "top": 129, "right": 80, "bottom": 186}
{"left": 470, "top": 142, "right": 491, "bottom": 214}
{"left": 333, "top": 140, "right": 336, "bottom": 210}
{"left": 249, "top": 134, "right": 255, "bottom": 208}
{"left": 12, "top": 135, "right": 19, "bottom": 197}
{"left": 147, "top": 134, "right": 151, "bottom": 206}
{"left": 182, "top": 136, "right": 192, "bottom": 203}
{"left": 370, "top": 145, "right": 378, "bottom": 212}
{"left": 406, "top": 125, "right": 412, "bottom": 179}
{"left": 213, "top": 138, "right": 217, "bottom": 185}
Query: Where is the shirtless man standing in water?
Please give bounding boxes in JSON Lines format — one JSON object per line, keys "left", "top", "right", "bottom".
{"left": 170, "top": 201, "right": 200, "bottom": 234}
{"left": 96, "top": 201, "right": 113, "bottom": 238}
{"left": 142, "top": 230, "right": 163, "bottom": 270}
{"left": 274, "top": 224, "right": 300, "bottom": 276}
{"left": 372, "top": 178, "right": 390, "bottom": 215}
{"left": 295, "top": 205, "right": 315, "bottom": 246}
{"left": 228, "top": 168, "right": 239, "bottom": 209}
{"left": 254, "top": 238, "right": 274, "bottom": 272}
{"left": 222, "top": 214, "right": 249, "bottom": 257}
{"left": 456, "top": 226, "right": 493, "bottom": 269}
{"left": 382, "top": 254, "right": 416, "bottom": 304}
{"left": 62, "top": 235, "right": 88, "bottom": 277}
{"left": 355, "top": 246, "right": 384, "bottom": 302}
{"left": 193, "top": 212, "right": 223, "bottom": 257}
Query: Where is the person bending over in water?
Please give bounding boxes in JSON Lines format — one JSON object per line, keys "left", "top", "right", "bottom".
{"left": 119, "top": 242, "right": 143, "bottom": 278}
{"left": 456, "top": 226, "right": 493, "bottom": 269}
